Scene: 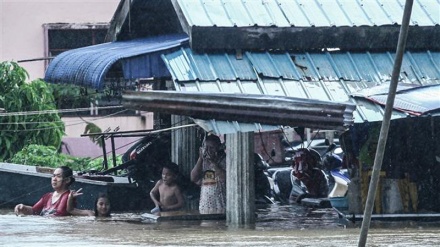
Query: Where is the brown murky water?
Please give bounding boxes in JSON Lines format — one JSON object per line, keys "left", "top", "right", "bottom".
{"left": 1, "top": 204, "right": 440, "bottom": 246}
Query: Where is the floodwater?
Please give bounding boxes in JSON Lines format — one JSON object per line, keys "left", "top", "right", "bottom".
{"left": 1, "top": 204, "right": 440, "bottom": 247}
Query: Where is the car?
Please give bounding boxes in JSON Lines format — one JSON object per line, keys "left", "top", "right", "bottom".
{"left": 292, "top": 139, "right": 341, "bottom": 157}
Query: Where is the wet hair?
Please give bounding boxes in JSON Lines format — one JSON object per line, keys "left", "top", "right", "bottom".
{"left": 162, "top": 162, "right": 179, "bottom": 176}
{"left": 59, "top": 166, "right": 75, "bottom": 186}
{"left": 205, "top": 134, "right": 221, "bottom": 147}
{"left": 94, "top": 193, "right": 111, "bottom": 217}
{"left": 204, "top": 134, "right": 225, "bottom": 156}
{"left": 295, "top": 148, "right": 321, "bottom": 169}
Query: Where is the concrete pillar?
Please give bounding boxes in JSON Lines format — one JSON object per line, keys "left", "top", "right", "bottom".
{"left": 226, "top": 131, "right": 255, "bottom": 227}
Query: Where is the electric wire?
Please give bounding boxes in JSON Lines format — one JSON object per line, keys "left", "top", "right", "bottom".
{"left": 0, "top": 105, "right": 123, "bottom": 117}
{"left": 0, "top": 109, "right": 129, "bottom": 125}
{"left": 0, "top": 109, "right": 130, "bottom": 132}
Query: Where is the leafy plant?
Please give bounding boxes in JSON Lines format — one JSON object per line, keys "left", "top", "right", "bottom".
{"left": 49, "top": 83, "right": 99, "bottom": 110}
{"left": 9, "top": 144, "right": 123, "bottom": 173}
{"left": 83, "top": 122, "right": 104, "bottom": 147}
{"left": 0, "top": 61, "right": 65, "bottom": 161}
{"left": 9, "top": 144, "right": 90, "bottom": 171}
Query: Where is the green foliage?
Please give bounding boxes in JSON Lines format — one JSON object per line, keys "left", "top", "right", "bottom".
{"left": 83, "top": 122, "right": 103, "bottom": 147}
{"left": 9, "top": 144, "right": 123, "bottom": 173}
{"left": 10, "top": 144, "right": 90, "bottom": 171}
{"left": 0, "top": 61, "right": 65, "bottom": 161}
{"left": 88, "top": 155, "right": 123, "bottom": 173}
{"left": 49, "top": 84, "right": 104, "bottom": 147}
{"left": 49, "top": 84, "right": 99, "bottom": 109}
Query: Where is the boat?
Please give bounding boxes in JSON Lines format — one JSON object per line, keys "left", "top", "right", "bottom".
{"left": 0, "top": 162, "right": 152, "bottom": 211}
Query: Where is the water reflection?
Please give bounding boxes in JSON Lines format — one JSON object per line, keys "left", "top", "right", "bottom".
{"left": 2, "top": 204, "right": 440, "bottom": 246}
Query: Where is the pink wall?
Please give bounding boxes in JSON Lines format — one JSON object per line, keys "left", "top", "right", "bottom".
{"left": 0, "top": 0, "right": 120, "bottom": 80}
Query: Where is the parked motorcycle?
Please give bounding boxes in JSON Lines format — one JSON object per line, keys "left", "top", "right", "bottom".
{"left": 322, "top": 144, "right": 350, "bottom": 209}
{"left": 254, "top": 153, "right": 275, "bottom": 204}
{"left": 271, "top": 141, "right": 350, "bottom": 208}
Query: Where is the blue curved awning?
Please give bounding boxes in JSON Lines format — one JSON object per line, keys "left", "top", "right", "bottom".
{"left": 45, "top": 34, "right": 189, "bottom": 89}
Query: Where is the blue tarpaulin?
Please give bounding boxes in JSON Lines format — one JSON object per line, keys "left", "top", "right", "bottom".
{"left": 45, "top": 34, "right": 189, "bottom": 89}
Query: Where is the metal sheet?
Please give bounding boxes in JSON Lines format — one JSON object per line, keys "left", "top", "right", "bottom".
{"left": 362, "top": 84, "right": 440, "bottom": 115}
{"left": 45, "top": 34, "right": 189, "bottom": 89}
{"left": 122, "top": 91, "right": 356, "bottom": 131}
{"left": 175, "top": 0, "right": 439, "bottom": 28}
{"left": 163, "top": 49, "right": 440, "bottom": 125}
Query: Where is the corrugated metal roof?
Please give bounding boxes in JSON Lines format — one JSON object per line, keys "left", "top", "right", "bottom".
{"left": 355, "top": 84, "right": 440, "bottom": 116}
{"left": 163, "top": 49, "right": 440, "bottom": 84}
{"left": 176, "top": 0, "right": 439, "bottom": 27}
{"left": 162, "top": 48, "right": 440, "bottom": 124}
{"left": 45, "top": 34, "right": 189, "bottom": 89}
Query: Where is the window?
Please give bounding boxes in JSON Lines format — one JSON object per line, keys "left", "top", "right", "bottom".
{"left": 43, "top": 23, "right": 109, "bottom": 64}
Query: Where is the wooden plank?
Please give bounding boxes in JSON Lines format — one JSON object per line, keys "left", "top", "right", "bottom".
{"left": 345, "top": 213, "right": 440, "bottom": 222}
{"left": 141, "top": 211, "right": 226, "bottom": 222}
{"left": 300, "top": 198, "right": 332, "bottom": 208}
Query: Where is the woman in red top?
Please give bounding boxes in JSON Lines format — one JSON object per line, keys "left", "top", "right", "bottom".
{"left": 14, "top": 166, "right": 75, "bottom": 216}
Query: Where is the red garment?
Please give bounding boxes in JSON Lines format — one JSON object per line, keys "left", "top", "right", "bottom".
{"left": 32, "top": 191, "right": 71, "bottom": 216}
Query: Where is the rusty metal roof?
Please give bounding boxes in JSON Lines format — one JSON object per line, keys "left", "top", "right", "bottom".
{"left": 108, "top": 0, "right": 440, "bottom": 51}
{"left": 176, "top": 0, "right": 439, "bottom": 27}
{"left": 354, "top": 84, "right": 440, "bottom": 116}
{"left": 172, "top": 0, "right": 440, "bottom": 51}
{"left": 162, "top": 48, "right": 440, "bottom": 124}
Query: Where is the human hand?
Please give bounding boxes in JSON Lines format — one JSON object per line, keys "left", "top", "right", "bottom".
{"left": 14, "top": 204, "right": 24, "bottom": 216}
{"left": 151, "top": 206, "right": 161, "bottom": 214}
{"left": 199, "top": 147, "right": 206, "bottom": 159}
{"left": 69, "top": 188, "right": 83, "bottom": 199}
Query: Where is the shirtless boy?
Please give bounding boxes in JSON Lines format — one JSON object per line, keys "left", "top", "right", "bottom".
{"left": 149, "top": 162, "right": 184, "bottom": 214}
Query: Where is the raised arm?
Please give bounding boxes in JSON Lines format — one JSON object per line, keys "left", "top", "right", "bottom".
{"left": 67, "top": 189, "right": 93, "bottom": 216}
{"left": 190, "top": 148, "right": 204, "bottom": 185}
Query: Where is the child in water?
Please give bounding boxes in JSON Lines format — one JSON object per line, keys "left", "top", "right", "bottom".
{"left": 149, "top": 162, "right": 185, "bottom": 214}
{"left": 67, "top": 189, "right": 111, "bottom": 217}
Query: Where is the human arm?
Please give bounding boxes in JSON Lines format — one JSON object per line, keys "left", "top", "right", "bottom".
{"left": 14, "top": 204, "right": 33, "bottom": 216}
{"left": 190, "top": 148, "right": 204, "bottom": 185}
{"left": 67, "top": 189, "right": 94, "bottom": 216}
{"left": 149, "top": 180, "right": 162, "bottom": 208}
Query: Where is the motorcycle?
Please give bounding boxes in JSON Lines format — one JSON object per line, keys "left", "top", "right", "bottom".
{"left": 322, "top": 144, "right": 350, "bottom": 209}
{"left": 254, "top": 153, "right": 276, "bottom": 204}
{"left": 271, "top": 141, "right": 350, "bottom": 208}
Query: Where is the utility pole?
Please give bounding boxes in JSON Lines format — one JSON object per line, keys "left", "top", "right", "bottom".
{"left": 358, "top": 0, "right": 414, "bottom": 246}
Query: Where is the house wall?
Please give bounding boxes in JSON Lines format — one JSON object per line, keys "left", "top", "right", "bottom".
{"left": 61, "top": 113, "right": 153, "bottom": 158}
{"left": 1, "top": 1, "right": 155, "bottom": 157}
{"left": 62, "top": 113, "right": 153, "bottom": 137}
{"left": 0, "top": 0, "right": 119, "bottom": 81}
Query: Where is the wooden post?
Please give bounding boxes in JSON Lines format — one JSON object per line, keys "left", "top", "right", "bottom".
{"left": 226, "top": 132, "right": 255, "bottom": 227}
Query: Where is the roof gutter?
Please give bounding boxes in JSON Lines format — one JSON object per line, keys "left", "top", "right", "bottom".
{"left": 122, "top": 91, "right": 355, "bottom": 131}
